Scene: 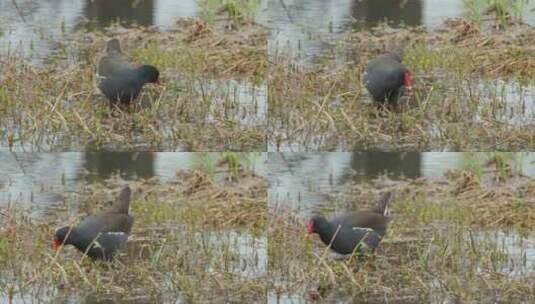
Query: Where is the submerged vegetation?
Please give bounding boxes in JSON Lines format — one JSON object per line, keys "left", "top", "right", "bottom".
{"left": 0, "top": 160, "right": 267, "bottom": 302}
{"left": 463, "top": 0, "right": 531, "bottom": 27}
{"left": 269, "top": 156, "right": 535, "bottom": 302}
{"left": 200, "top": 0, "right": 263, "bottom": 28}
{"left": 269, "top": 17, "right": 535, "bottom": 151}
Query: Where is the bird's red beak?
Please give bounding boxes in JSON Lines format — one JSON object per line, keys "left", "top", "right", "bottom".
{"left": 404, "top": 71, "right": 413, "bottom": 91}
{"left": 53, "top": 238, "right": 61, "bottom": 250}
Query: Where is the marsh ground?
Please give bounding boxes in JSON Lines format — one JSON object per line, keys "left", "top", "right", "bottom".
{"left": 2, "top": 0, "right": 535, "bottom": 303}
{"left": 267, "top": 152, "right": 535, "bottom": 302}
{"left": 0, "top": 1, "right": 267, "bottom": 151}
{"left": 268, "top": 1, "right": 535, "bottom": 151}
{"left": 0, "top": 152, "right": 267, "bottom": 303}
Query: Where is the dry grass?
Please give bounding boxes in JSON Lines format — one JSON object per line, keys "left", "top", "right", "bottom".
{"left": 268, "top": 163, "right": 535, "bottom": 302}
{"left": 268, "top": 18, "right": 535, "bottom": 151}
{"left": 0, "top": 167, "right": 267, "bottom": 303}
{"left": 0, "top": 18, "right": 267, "bottom": 151}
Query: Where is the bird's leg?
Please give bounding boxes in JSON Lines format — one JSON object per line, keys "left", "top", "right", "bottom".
{"left": 330, "top": 252, "right": 348, "bottom": 260}
{"left": 390, "top": 101, "right": 401, "bottom": 113}
{"left": 376, "top": 102, "right": 388, "bottom": 113}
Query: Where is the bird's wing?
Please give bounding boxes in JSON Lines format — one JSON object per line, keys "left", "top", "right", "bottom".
{"left": 97, "top": 55, "right": 135, "bottom": 79}
{"left": 351, "top": 227, "right": 382, "bottom": 249}
{"left": 98, "top": 73, "right": 142, "bottom": 102}
{"left": 77, "top": 214, "right": 134, "bottom": 237}
{"left": 93, "top": 231, "right": 129, "bottom": 251}
{"left": 377, "top": 64, "right": 405, "bottom": 91}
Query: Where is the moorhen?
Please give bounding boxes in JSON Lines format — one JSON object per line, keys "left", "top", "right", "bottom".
{"left": 96, "top": 39, "right": 160, "bottom": 106}
{"left": 53, "top": 185, "right": 134, "bottom": 261}
{"left": 362, "top": 48, "right": 413, "bottom": 107}
{"left": 98, "top": 65, "right": 159, "bottom": 105}
{"left": 307, "top": 191, "right": 394, "bottom": 255}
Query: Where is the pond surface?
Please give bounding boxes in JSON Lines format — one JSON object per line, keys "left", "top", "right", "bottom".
{"left": 424, "top": 77, "right": 535, "bottom": 130}
{"left": 5, "top": 0, "right": 534, "bottom": 62}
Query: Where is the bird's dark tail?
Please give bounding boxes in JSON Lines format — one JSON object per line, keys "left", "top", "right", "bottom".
{"left": 111, "top": 185, "right": 131, "bottom": 214}
{"left": 372, "top": 191, "right": 395, "bottom": 216}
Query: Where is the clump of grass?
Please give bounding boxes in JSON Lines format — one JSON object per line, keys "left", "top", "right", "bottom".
{"left": 199, "top": 0, "right": 263, "bottom": 30}
{"left": 269, "top": 18, "right": 535, "bottom": 151}
{"left": 126, "top": 18, "right": 267, "bottom": 79}
{"left": 269, "top": 162, "right": 535, "bottom": 302}
{"left": 0, "top": 165, "right": 267, "bottom": 302}
{"left": 463, "top": 0, "right": 530, "bottom": 27}
{"left": 387, "top": 164, "right": 535, "bottom": 231}
{"left": 128, "top": 169, "right": 267, "bottom": 231}
{"left": 189, "top": 152, "right": 263, "bottom": 181}
{"left": 404, "top": 18, "right": 535, "bottom": 80}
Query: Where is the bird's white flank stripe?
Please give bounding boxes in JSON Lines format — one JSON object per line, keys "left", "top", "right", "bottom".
{"left": 104, "top": 232, "right": 126, "bottom": 236}
{"left": 352, "top": 227, "right": 374, "bottom": 232}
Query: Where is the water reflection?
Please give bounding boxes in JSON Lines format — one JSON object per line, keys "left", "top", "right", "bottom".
{"left": 268, "top": 0, "right": 425, "bottom": 60}
{"left": 82, "top": 0, "right": 156, "bottom": 30}
{"left": 351, "top": 0, "right": 423, "bottom": 28}
{"left": 83, "top": 152, "right": 156, "bottom": 182}
{"left": 348, "top": 152, "right": 422, "bottom": 180}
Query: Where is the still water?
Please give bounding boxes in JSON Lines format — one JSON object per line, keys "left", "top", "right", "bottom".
{"left": 0, "top": 0, "right": 200, "bottom": 59}
{"left": 6, "top": 152, "right": 534, "bottom": 217}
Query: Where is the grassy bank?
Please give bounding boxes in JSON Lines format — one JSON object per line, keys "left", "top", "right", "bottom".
{"left": 268, "top": 18, "right": 535, "bottom": 151}
{"left": 0, "top": 16, "right": 267, "bottom": 151}
{"left": 268, "top": 157, "right": 535, "bottom": 302}
{"left": 0, "top": 163, "right": 267, "bottom": 303}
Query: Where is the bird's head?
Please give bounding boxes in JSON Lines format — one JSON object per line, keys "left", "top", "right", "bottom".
{"left": 137, "top": 65, "right": 160, "bottom": 85}
{"left": 307, "top": 215, "right": 328, "bottom": 235}
{"left": 53, "top": 226, "right": 72, "bottom": 250}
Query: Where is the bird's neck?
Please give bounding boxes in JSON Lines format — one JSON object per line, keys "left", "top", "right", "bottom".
{"left": 67, "top": 230, "right": 92, "bottom": 252}
{"left": 318, "top": 223, "right": 339, "bottom": 247}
